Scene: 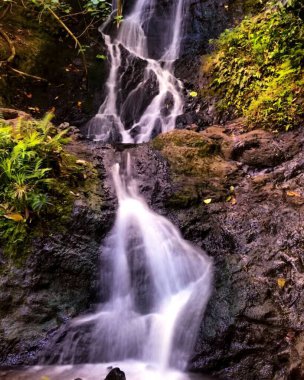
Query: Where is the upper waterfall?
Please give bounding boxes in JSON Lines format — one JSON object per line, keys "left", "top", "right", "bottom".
{"left": 87, "top": 0, "right": 188, "bottom": 143}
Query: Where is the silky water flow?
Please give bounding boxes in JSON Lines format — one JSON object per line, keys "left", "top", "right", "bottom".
{"left": 74, "top": 155, "right": 213, "bottom": 371}
{"left": 87, "top": 0, "right": 187, "bottom": 142}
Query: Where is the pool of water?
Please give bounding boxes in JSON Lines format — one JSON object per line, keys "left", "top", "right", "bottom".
{"left": 0, "top": 362, "right": 212, "bottom": 380}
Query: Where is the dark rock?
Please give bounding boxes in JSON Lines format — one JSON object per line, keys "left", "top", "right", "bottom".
{"left": 150, "top": 125, "right": 304, "bottom": 379}
{"left": 0, "top": 141, "right": 116, "bottom": 366}
{"left": 105, "top": 367, "right": 126, "bottom": 380}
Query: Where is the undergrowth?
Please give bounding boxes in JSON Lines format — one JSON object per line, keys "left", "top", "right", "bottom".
{"left": 0, "top": 113, "right": 91, "bottom": 255}
{"left": 201, "top": 0, "right": 304, "bottom": 131}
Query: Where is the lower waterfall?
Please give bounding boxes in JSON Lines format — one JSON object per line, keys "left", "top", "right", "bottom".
{"left": 74, "top": 155, "right": 213, "bottom": 371}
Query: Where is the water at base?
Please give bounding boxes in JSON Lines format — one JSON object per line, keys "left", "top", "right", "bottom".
{"left": 0, "top": 362, "right": 212, "bottom": 380}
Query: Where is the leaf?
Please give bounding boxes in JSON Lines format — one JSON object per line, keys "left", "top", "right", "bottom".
{"left": 203, "top": 198, "right": 212, "bottom": 204}
{"left": 286, "top": 190, "right": 301, "bottom": 197}
{"left": 96, "top": 54, "right": 107, "bottom": 60}
{"left": 231, "top": 196, "right": 237, "bottom": 205}
{"left": 189, "top": 91, "right": 198, "bottom": 98}
{"left": 277, "top": 278, "right": 286, "bottom": 289}
{"left": 76, "top": 159, "right": 87, "bottom": 165}
{"left": 69, "top": 191, "right": 80, "bottom": 197}
{"left": 4, "top": 213, "right": 24, "bottom": 222}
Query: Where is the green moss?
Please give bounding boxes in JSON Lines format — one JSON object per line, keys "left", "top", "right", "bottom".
{"left": 201, "top": 0, "right": 304, "bottom": 131}
{"left": 152, "top": 130, "right": 237, "bottom": 208}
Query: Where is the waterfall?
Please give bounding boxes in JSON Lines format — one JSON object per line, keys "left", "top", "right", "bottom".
{"left": 11, "top": 2, "right": 213, "bottom": 379}
{"left": 87, "top": 0, "right": 187, "bottom": 143}
{"left": 73, "top": 0, "right": 212, "bottom": 376}
{"left": 85, "top": 2, "right": 212, "bottom": 372}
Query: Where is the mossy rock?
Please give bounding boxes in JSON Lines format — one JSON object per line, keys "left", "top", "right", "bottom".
{"left": 200, "top": 1, "right": 304, "bottom": 131}
{"left": 152, "top": 130, "right": 238, "bottom": 207}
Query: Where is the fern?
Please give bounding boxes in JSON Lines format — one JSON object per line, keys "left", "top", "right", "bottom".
{"left": 0, "top": 112, "right": 88, "bottom": 255}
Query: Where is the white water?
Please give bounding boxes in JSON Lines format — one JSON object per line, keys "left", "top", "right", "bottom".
{"left": 87, "top": 0, "right": 187, "bottom": 142}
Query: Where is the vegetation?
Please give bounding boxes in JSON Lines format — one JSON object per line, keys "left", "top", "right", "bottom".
{"left": 0, "top": 0, "right": 111, "bottom": 20}
{"left": 0, "top": 113, "right": 91, "bottom": 255}
{"left": 0, "top": 0, "right": 111, "bottom": 79}
{"left": 201, "top": 0, "right": 304, "bottom": 131}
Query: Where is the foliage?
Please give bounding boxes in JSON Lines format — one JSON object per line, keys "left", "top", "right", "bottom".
{"left": 0, "top": 114, "right": 88, "bottom": 254}
{"left": 201, "top": 0, "right": 304, "bottom": 131}
{"left": 0, "top": 0, "right": 111, "bottom": 17}
{"left": 0, "top": 0, "right": 111, "bottom": 77}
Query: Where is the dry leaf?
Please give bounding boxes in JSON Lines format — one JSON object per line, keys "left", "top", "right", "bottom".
{"left": 231, "top": 196, "right": 237, "bottom": 205}
{"left": 76, "top": 159, "right": 87, "bottom": 165}
{"left": 287, "top": 191, "right": 301, "bottom": 197}
{"left": 203, "top": 198, "right": 212, "bottom": 204}
{"left": 277, "top": 278, "right": 286, "bottom": 289}
{"left": 4, "top": 213, "right": 24, "bottom": 222}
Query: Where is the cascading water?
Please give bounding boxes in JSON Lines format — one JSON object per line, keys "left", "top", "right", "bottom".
{"left": 87, "top": 0, "right": 187, "bottom": 143}
{"left": 2, "top": 2, "right": 213, "bottom": 379}
{"left": 84, "top": 1, "right": 213, "bottom": 371}
{"left": 71, "top": 154, "right": 212, "bottom": 373}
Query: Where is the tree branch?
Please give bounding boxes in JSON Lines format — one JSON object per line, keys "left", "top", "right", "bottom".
{"left": 44, "top": 5, "right": 88, "bottom": 77}
{"left": 0, "top": 29, "right": 16, "bottom": 63}
{"left": 9, "top": 67, "right": 48, "bottom": 82}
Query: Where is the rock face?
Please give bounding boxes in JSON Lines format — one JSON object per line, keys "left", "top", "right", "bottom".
{"left": 0, "top": 142, "right": 117, "bottom": 366}
{"left": 150, "top": 125, "right": 304, "bottom": 379}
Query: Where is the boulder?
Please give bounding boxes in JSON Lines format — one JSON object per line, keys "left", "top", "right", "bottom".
{"left": 105, "top": 367, "right": 126, "bottom": 380}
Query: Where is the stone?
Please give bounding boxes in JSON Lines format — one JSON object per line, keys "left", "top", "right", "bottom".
{"left": 104, "top": 367, "right": 126, "bottom": 380}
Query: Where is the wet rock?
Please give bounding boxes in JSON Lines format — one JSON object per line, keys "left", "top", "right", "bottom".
{"left": 149, "top": 125, "right": 304, "bottom": 379}
{"left": 0, "top": 141, "right": 116, "bottom": 366}
{"left": 0, "top": 107, "right": 31, "bottom": 124}
{"left": 104, "top": 367, "right": 126, "bottom": 380}
{"left": 58, "top": 122, "right": 84, "bottom": 140}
